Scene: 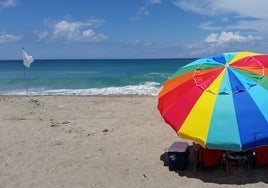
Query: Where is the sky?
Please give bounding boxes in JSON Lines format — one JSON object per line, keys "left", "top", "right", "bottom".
{"left": 1, "top": 0, "right": 268, "bottom": 59}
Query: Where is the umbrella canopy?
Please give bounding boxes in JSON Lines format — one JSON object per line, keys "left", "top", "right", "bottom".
{"left": 158, "top": 51, "right": 268, "bottom": 151}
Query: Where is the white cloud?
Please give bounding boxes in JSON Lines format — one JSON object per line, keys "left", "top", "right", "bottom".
{"left": 205, "top": 31, "right": 262, "bottom": 44}
{"left": 129, "top": 39, "right": 152, "bottom": 47}
{"left": 180, "top": 31, "right": 263, "bottom": 57}
{"left": 173, "top": 0, "right": 268, "bottom": 34}
{"left": 200, "top": 21, "right": 221, "bottom": 30}
{"left": 0, "top": 32, "right": 21, "bottom": 43}
{"left": 50, "top": 19, "right": 108, "bottom": 42}
{"left": 173, "top": 0, "right": 215, "bottom": 16}
{"left": 34, "top": 30, "right": 48, "bottom": 42}
{"left": 0, "top": 0, "right": 18, "bottom": 8}
{"left": 134, "top": 7, "right": 149, "bottom": 20}
{"left": 172, "top": 0, "right": 268, "bottom": 18}
{"left": 133, "top": 0, "right": 162, "bottom": 20}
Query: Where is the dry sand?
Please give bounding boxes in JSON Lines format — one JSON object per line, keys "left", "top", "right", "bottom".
{"left": 0, "top": 95, "right": 268, "bottom": 188}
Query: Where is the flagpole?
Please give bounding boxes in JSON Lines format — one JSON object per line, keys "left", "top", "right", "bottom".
{"left": 22, "top": 47, "right": 28, "bottom": 95}
{"left": 24, "top": 65, "right": 28, "bottom": 95}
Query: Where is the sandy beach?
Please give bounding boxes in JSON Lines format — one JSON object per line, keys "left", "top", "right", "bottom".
{"left": 0, "top": 95, "right": 268, "bottom": 188}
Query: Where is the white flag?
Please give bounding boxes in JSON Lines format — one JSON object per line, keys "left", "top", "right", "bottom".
{"left": 22, "top": 49, "right": 34, "bottom": 68}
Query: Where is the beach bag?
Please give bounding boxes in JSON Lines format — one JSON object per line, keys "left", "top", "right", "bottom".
{"left": 198, "top": 147, "right": 224, "bottom": 167}
{"left": 255, "top": 146, "right": 268, "bottom": 166}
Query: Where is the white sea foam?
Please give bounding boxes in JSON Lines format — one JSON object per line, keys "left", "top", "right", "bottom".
{"left": 0, "top": 82, "right": 162, "bottom": 96}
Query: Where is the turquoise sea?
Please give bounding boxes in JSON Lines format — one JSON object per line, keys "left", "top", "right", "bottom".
{"left": 0, "top": 59, "right": 195, "bottom": 95}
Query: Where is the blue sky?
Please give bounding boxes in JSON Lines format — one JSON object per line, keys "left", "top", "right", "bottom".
{"left": 1, "top": 0, "right": 268, "bottom": 59}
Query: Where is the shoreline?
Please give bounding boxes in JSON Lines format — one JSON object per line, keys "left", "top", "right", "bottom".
{"left": 1, "top": 95, "right": 267, "bottom": 187}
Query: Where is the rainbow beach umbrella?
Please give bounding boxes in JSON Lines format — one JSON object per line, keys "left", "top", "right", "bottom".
{"left": 158, "top": 51, "right": 268, "bottom": 151}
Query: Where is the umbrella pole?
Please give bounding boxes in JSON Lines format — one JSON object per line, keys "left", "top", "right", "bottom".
{"left": 223, "top": 151, "right": 229, "bottom": 176}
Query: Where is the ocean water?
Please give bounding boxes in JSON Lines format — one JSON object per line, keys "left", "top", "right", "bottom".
{"left": 0, "top": 59, "right": 194, "bottom": 96}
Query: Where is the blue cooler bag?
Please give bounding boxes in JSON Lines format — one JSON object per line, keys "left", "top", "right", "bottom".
{"left": 168, "top": 142, "right": 189, "bottom": 171}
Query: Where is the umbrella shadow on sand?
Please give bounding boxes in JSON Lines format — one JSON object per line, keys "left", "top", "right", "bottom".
{"left": 160, "top": 145, "right": 268, "bottom": 185}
